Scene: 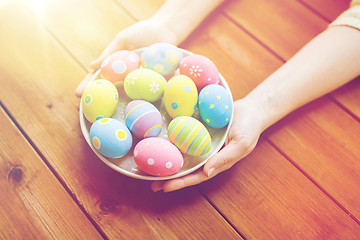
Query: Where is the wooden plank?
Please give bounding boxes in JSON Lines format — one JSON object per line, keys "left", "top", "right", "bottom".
{"left": 299, "top": 0, "right": 351, "bottom": 22}
{"left": 265, "top": 97, "right": 360, "bottom": 218}
{"left": 0, "top": 107, "right": 103, "bottom": 239}
{"left": 200, "top": 139, "right": 360, "bottom": 239}
{"left": 0, "top": 2, "right": 243, "bottom": 240}
{"left": 222, "top": 0, "right": 327, "bottom": 60}
{"left": 331, "top": 77, "right": 360, "bottom": 118}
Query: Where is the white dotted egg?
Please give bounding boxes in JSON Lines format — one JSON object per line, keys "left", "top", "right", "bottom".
{"left": 133, "top": 137, "right": 183, "bottom": 177}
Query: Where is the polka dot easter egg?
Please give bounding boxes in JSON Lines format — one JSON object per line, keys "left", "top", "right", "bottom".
{"left": 124, "top": 68, "right": 166, "bottom": 102}
{"left": 141, "top": 43, "right": 183, "bottom": 76}
{"left": 179, "top": 54, "right": 220, "bottom": 90}
{"left": 164, "top": 75, "right": 198, "bottom": 119}
{"left": 134, "top": 137, "right": 183, "bottom": 177}
{"left": 82, "top": 79, "right": 118, "bottom": 123}
{"left": 90, "top": 118, "right": 132, "bottom": 158}
{"left": 100, "top": 50, "right": 140, "bottom": 84}
{"left": 198, "top": 84, "right": 233, "bottom": 129}
{"left": 124, "top": 100, "right": 162, "bottom": 139}
{"left": 167, "top": 116, "right": 212, "bottom": 156}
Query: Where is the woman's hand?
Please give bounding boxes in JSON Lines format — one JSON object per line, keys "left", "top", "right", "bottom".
{"left": 75, "top": 19, "right": 178, "bottom": 97}
{"left": 151, "top": 98, "right": 264, "bottom": 192}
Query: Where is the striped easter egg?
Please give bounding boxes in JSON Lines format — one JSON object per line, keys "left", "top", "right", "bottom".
{"left": 124, "top": 100, "right": 162, "bottom": 139}
{"left": 167, "top": 116, "right": 212, "bottom": 156}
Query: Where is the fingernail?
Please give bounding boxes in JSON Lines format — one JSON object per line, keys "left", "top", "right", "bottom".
{"left": 207, "top": 168, "right": 215, "bottom": 178}
{"left": 151, "top": 182, "right": 163, "bottom": 192}
{"left": 152, "top": 186, "right": 162, "bottom": 192}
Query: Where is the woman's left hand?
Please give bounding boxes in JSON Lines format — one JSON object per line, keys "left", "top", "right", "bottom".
{"left": 151, "top": 98, "right": 264, "bottom": 192}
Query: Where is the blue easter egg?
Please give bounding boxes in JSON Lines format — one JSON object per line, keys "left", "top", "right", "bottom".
{"left": 141, "top": 43, "right": 183, "bottom": 76}
{"left": 198, "top": 84, "right": 233, "bottom": 129}
{"left": 90, "top": 118, "right": 132, "bottom": 158}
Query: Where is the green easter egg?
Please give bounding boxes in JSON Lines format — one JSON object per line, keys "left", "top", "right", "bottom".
{"left": 124, "top": 68, "right": 166, "bottom": 102}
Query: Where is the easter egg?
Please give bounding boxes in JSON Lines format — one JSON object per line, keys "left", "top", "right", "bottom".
{"left": 100, "top": 50, "right": 140, "bottom": 84}
{"left": 134, "top": 137, "right": 183, "bottom": 177}
{"left": 179, "top": 54, "right": 219, "bottom": 90}
{"left": 198, "top": 84, "right": 233, "bottom": 129}
{"left": 82, "top": 79, "right": 118, "bottom": 123}
{"left": 124, "top": 68, "right": 166, "bottom": 102}
{"left": 124, "top": 100, "right": 162, "bottom": 139}
{"left": 164, "top": 75, "right": 198, "bottom": 119}
{"left": 90, "top": 118, "right": 132, "bottom": 158}
{"left": 167, "top": 116, "right": 212, "bottom": 156}
{"left": 141, "top": 43, "right": 183, "bottom": 76}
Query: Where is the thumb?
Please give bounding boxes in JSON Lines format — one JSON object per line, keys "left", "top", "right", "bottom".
{"left": 204, "top": 137, "right": 251, "bottom": 178}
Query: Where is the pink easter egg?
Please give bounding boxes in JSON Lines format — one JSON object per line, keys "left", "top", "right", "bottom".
{"left": 179, "top": 54, "right": 220, "bottom": 90}
{"left": 124, "top": 100, "right": 162, "bottom": 139}
{"left": 134, "top": 137, "right": 184, "bottom": 177}
{"left": 100, "top": 50, "right": 140, "bottom": 84}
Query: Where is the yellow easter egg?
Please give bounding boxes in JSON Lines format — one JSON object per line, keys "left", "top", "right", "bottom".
{"left": 124, "top": 68, "right": 166, "bottom": 102}
{"left": 82, "top": 79, "right": 118, "bottom": 123}
{"left": 164, "top": 75, "right": 198, "bottom": 118}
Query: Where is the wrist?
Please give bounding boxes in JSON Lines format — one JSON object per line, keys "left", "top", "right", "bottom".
{"left": 242, "top": 85, "right": 284, "bottom": 132}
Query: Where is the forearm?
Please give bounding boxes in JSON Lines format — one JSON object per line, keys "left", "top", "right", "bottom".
{"left": 150, "top": 0, "right": 225, "bottom": 45}
{"left": 245, "top": 26, "right": 360, "bottom": 131}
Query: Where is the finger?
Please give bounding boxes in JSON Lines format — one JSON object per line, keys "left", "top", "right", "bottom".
{"left": 203, "top": 138, "right": 249, "bottom": 178}
{"left": 151, "top": 180, "right": 166, "bottom": 192}
{"left": 161, "top": 169, "right": 209, "bottom": 192}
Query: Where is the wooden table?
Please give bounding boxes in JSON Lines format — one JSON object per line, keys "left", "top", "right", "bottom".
{"left": 1, "top": 0, "right": 359, "bottom": 239}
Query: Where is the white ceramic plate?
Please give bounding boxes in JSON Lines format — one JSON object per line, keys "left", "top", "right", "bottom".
{"left": 79, "top": 48, "right": 233, "bottom": 180}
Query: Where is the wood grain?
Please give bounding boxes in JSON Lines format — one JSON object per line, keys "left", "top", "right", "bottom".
{"left": 331, "top": 77, "right": 360, "bottom": 119}
{"left": 0, "top": 107, "right": 102, "bottom": 239}
{"left": 222, "top": 0, "right": 327, "bottom": 60}
{"left": 200, "top": 139, "right": 360, "bottom": 239}
{"left": 266, "top": 98, "right": 360, "bottom": 219}
{"left": 298, "top": 0, "right": 351, "bottom": 21}
{"left": 1, "top": 0, "right": 359, "bottom": 239}
{"left": 0, "top": 2, "right": 242, "bottom": 239}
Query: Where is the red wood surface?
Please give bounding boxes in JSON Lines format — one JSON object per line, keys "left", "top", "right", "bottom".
{"left": 0, "top": 108, "right": 102, "bottom": 239}
{"left": 0, "top": 0, "right": 359, "bottom": 239}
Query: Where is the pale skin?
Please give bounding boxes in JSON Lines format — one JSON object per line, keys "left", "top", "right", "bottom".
{"left": 76, "top": 0, "right": 360, "bottom": 192}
